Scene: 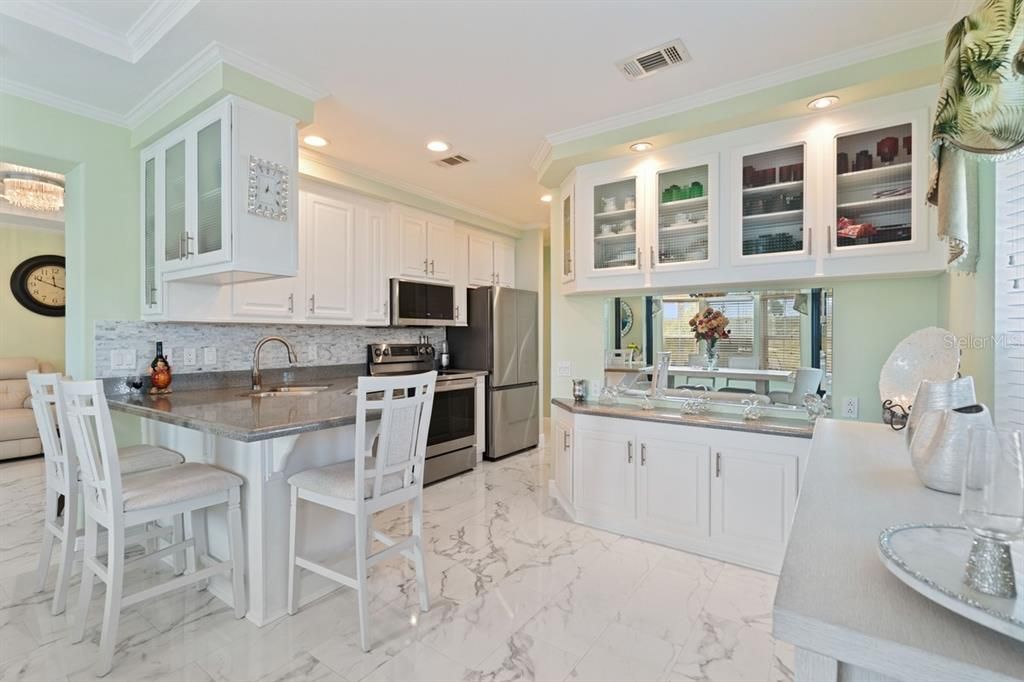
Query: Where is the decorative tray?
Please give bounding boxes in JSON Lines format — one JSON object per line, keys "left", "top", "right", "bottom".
{"left": 878, "top": 523, "right": 1024, "bottom": 642}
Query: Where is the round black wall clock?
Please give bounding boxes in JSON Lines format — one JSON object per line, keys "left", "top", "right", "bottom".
{"left": 10, "top": 254, "right": 66, "bottom": 317}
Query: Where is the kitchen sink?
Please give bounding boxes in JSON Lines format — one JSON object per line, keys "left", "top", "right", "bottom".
{"left": 243, "top": 385, "right": 329, "bottom": 398}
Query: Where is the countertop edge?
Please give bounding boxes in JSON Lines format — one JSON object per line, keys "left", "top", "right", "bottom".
{"left": 551, "top": 397, "right": 813, "bottom": 439}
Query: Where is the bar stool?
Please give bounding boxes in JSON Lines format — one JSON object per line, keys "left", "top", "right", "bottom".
{"left": 287, "top": 371, "right": 436, "bottom": 652}
{"left": 27, "top": 371, "right": 186, "bottom": 616}
{"left": 59, "top": 379, "right": 246, "bottom": 677}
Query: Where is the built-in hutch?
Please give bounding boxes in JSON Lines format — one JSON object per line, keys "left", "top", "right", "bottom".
{"left": 140, "top": 99, "right": 516, "bottom": 325}
{"left": 558, "top": 88, "right": 942, "bottom": 295}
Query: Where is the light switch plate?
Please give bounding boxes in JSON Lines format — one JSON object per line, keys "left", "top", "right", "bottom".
{"left": 557, "top": 361, "right": 571, "bottom": 377}
{"left": 203, "top": 347, "right": 217, "bottom": 365}
{"left": 182, "top": 348, "right": 197, "bottom": 366}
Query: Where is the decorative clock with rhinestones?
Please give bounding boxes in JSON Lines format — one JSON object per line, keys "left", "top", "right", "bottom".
{"left": 246, "top": 155, "right": 289, "bottom": 221}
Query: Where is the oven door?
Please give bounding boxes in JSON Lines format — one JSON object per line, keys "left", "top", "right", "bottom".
{"left": 426, "top": 378, "right": 477, "bottom": 457}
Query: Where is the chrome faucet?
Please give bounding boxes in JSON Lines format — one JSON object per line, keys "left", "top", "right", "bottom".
{"left": 251, "top": 336, "right": 297, "bottom": 391}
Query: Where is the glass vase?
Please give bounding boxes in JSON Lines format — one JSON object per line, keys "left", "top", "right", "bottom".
{"left": 704, "top": 339, "right": 719, "bottom": 370}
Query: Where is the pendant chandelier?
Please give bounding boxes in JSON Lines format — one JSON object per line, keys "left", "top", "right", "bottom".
{"left": 0, "top": 164, "right": 65, "bottom": 213}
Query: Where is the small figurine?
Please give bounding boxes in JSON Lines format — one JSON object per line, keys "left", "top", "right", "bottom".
{"left": 148, "top": 342, "right": 173, "bottom": 394}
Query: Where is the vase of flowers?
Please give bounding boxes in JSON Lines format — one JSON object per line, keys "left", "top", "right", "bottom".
{"left": 689, "top": 307, "right": 731, "bottom": 370}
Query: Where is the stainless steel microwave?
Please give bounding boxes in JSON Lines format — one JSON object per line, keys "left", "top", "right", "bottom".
{"left": 390, "top": 279, "right": 457, "bottom": 326}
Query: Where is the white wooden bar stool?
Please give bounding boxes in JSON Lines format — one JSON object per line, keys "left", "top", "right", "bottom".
{"left": 287, "top": 371, "right": 436, "bottom": 652}
{"left": 27, "top": 371, "right": 186, "bottom": 616}
{"left": 58, "top": 379, "right": 247, "bottom": 677}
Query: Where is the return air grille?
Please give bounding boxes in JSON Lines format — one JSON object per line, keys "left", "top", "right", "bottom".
{"left": 617, "top": 39, "right": 691, "bottom": 81}
{"left": 435, "top": 154, "right": 471, "bottom": 168}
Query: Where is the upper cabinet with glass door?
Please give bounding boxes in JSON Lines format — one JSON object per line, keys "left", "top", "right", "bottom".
{"left": 738, "top": 143, "right": 807, "bottom": 260}
{"left": 144, "top": 96, "right": 299, "bottom": 286}
{"left": 561, "top": 184, "right": 575, "bottom": 283}
{"left": 831, "top": 121, "right": 917, "bottom": 253}
{"left": 591, "top": 177, "right": 639, "bottom": 272}
{"left": 654, "top": 159, "right": 715, "bottom": 271}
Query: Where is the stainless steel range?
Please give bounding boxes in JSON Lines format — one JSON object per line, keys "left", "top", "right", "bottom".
{"left": 367, "top": 343, "right": 477, "bottom": 484}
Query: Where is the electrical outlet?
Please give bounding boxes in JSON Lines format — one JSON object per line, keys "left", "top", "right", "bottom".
{"left": 109, "top": 350, "right": 123, "bottom": 370}
{"left": 182, "top": 348, "right": 197, "bottom": 366}
{"left": 203, "top": 347, "right": 217, "bottom": 365}
{"left": 557, "top": 361, "right": 571, "bottom": 377}
{"left": 124, "top": 349, "right": 137, "bottom": 371}
{"left": 841, "top": 397, "right": 859, "bottom": 419}
{"left": 109, "top": 349, "right": 137, "bottom": 371}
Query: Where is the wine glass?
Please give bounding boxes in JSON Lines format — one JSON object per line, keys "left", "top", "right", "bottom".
{"left": 960, "top": 426, "right": 1024, "bottom": 598}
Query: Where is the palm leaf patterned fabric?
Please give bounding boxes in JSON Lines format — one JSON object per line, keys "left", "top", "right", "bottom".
{"left": 928, "top": 0, "right": 1024, "bottom": 265}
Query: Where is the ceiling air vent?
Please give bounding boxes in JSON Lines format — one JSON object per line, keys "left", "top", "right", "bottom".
{"left": 434, "top": 154, "right": 471, "bottom": 168}
{"left": 617, "top": 39, "right": 691, "bottom": 81}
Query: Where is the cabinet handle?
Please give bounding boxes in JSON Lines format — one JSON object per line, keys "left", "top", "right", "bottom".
{"left": 636, "top": 248, "right": 642, "bottom": 270}
{"left": 455, "top": 304, "right": 460, "bottom": 320}
{"left": 423, "top": 258, "right": 428, "bottom": 274}
{"left": 715, "top": 452, "right": 721, "bottom": 478}
{"left": 309, "top": 294, "right": 315, "bottom": 313}
{"left": 185, "top": 234, "right": 195, "bottom": 258}
{"left": 563, "top": 431, "right": 570, "bottom": 450}
{"left": 650, "top": 246, "right": 655, "bottom": 269}
{"left": 288, "top": 293, "right": 294, "bottom": 313}
{"left": 827, "top": 225, "right": 833, "bottom": 254}
{"left": 641, "top": 443, "right": 646, "bottom": 466}
{"left": 430, "top": 260, "right": 435, "bottom": 276}
{"left": 627, "top": 441, "right": 634, "bottom": 464}
{"left": 807, "top": 227, "right": 813, "bottom": 256}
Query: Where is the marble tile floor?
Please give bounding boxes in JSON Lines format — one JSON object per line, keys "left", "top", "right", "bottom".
{"left": 0, "top": 441, "right": 794, "bottom": 682}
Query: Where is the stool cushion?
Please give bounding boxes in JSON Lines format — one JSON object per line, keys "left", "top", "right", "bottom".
{"left": 122, "top": 462, "right": 242, "bottom": 512}
{"left": 288, "top": 457, "right": 407, "bottom": 500}
{"left": 119, "top": 446, "right": 185, "bottom": 475}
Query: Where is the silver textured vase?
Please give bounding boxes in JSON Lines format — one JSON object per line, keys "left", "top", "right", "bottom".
{"left": 909, "top": 404, "right": 993, "bottom": 493}
{"left": 905, "top": 377, "right": 977, "bottom": 448}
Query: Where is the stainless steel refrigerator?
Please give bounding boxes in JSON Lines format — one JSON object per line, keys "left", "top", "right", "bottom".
{"left": 447, "top": 286, "right": 539, "bottom": 460}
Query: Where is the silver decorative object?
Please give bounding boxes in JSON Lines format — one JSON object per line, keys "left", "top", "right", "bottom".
{"left": 906, "top": 376, "right": 977, "bottom": 447}
{"left": 571, "top": 379, "right": 587, "bottom": 403}
{"left": 965, "top": 536, "right": 1018, "bottom": 598}
{"left": 878, "top": 327, "right": 961, "bottom": 431}
{"left": 741, "top": 399, "right": 764, "bottom": 421}
{"left": 909, "top": 403, "right": 992, "bottom": 493}
{"left": 802, "top": 393, "right": 827, "bottom": 422}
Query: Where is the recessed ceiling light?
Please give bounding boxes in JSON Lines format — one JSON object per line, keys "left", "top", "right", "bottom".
{"left": 303, "top": 135, "right": 329, "bottom": 147}
{"left": 807, "top": 95, "right": 840, "bottom": 110}
{"left": 540, "top": 194, "right": 552, "bottom": 203}
{"left": 629, "top": 141, "right": 654, "bottom": 152}
{"left": 427, "top": 140, "right": 450, "bottom": 152}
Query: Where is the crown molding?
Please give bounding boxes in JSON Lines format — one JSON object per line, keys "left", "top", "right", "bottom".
{"left": 0, "top": 78, "right": 127, "bottom": 126}
{"left": 126, "top": 0, "right": 199, "bottom": 61}
{"left": 217, "top": 44, "right": 327, "bottom": 103}
{"left": 528, "top": 138, "right": 552, "bottom": 176}
{"left": 122, "top": 41, "right": 224, "bottom": 128}
{"left": 0, "top": 0, "right": 197, "bottom": 63}
{"left": 541, "top": 21, "right": 949, "bottom": 151}
{"left": 299, "top": 149, "right": 528, "bottom": 234}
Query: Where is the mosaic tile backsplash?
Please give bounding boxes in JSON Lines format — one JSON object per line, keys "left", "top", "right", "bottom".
{"left": 94, "top": 321, "right": 437, "bottom": 378}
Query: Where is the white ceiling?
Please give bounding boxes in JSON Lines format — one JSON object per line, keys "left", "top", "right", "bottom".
{"left": 0, "top": 1, "right": 966, "bottom": 227}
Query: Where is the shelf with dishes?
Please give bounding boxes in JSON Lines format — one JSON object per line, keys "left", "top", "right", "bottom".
{"left": 594, "top": 207, "right": 636, "bottom": 220}
{"left": 742, "top": 208, "right": 803, "bottom": 228}
{"left": 742, "top": 179, "right": 803, "bottom": 196}
{"left": 594, "top": 230, "right": 639, "bottom": 241}
{"left": 837, "top": 194, "right": 911, "bottom": 211}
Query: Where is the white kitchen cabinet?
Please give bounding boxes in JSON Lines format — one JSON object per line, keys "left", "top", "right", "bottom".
{"left": 305, "top": 193, "right": 356, "bottom": 322}
{"left": 552, "top": 418, "right": 573, "bottom": 505}
{"left": 144, "top": 96, "right": 299, "bottom": 285}
{"left": 558, "top": 88, "right": 944, "bottom": 295}
{"left": 637, "top": 437, "right": 710, "bottom": 540}
{"left": 360, "top": 204, "right": 390, "bottom": 325}
{"left": 231, "top": 272, "right": 298, "bottom": 319}
{"left": 394, "top": 206, "right": 455, "bottom": 283}
{"left": 710, "top": 446, "right": 798, "bottom": 567}
{"left": 466, "top": 229, "right": 516, "bottom": 287}
{"left": 140, "top": 150, "right": 163, "bottom": 316}
{"left": 574, "top": 429, "right": 635, "bottom": 520}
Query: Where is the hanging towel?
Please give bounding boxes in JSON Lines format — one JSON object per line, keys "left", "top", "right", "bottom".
{"left": 928, "top": 0, "right": 1024, "bottom": 267}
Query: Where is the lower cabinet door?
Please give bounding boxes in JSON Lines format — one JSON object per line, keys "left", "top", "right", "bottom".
{"left": 710, "top": 447, "right": 798, "bottom": 556}
{"left": 574, "top": 429, "right": 635, "bottom": 519}
{"left": 553, "top": 420, "right": 573, "bottom": 504}
{"left": 231, "top": 275, "right": 299, "bottom": 320}
{"left": 637, "top": 438, "right": 710, "bottom": 540}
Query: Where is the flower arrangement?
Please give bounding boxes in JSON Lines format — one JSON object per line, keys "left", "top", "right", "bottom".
{"left": 689, "top": 307, "right": 731, "bottom": 343}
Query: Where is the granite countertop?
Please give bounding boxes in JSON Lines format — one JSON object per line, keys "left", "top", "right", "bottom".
{"left": 106, "top": 365, "right": 483, "bottom": 443}
{"left": 551, "top": 397, "right": 814, "bottom": 438}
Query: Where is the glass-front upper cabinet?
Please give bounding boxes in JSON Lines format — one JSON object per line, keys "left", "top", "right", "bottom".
{"left": 739, "top": 144, "right": 806, "bottom": 258}
{"left": 833, "top": 122, "right": 914, "bottom": 251}
{"left": 163, "top": 138, "right": 187, "bottom": 265}
{"left": 655, "top": 162, "right": 711, "bottom": 269}
{"left": 141, "top": 151, "right": 163, "bottom": 315}
{"left": 592, "top": 177, "right": 638, "bottom": 271}
{"left": 561, "top": 185, "right": 575, "bottom": 283}
{"left": 195, "top": 119, "right": 223, "bottom": 257}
